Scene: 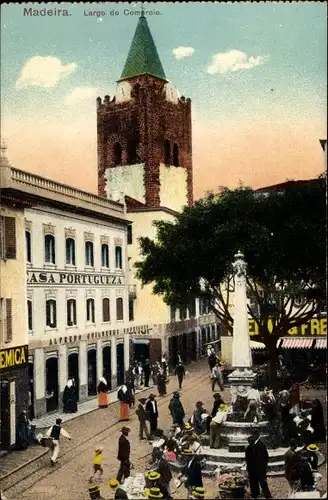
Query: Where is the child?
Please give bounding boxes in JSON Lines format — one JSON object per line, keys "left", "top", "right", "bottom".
{"left": 90, "top": 447, "right": 104, "bottom": 483}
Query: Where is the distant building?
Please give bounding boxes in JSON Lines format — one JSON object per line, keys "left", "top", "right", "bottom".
{"left": 96, "top": 14, "right": 219, "bottom": 364}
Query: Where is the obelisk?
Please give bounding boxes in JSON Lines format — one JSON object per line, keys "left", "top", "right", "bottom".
{"left": 228, "top": 250, "right": 255, "bottom": 385}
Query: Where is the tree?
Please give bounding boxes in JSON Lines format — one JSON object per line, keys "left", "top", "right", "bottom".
{"left": 135, "top": 179, "right": 326, "bottom": 386}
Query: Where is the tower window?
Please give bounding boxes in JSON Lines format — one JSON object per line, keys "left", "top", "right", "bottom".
{"left": 164, "top": 140, "right": 171, "bottom": 164}
{"left": 173, "top": 143, "right": 179, "bottom": 166}
{"left": 127, "top": 140, "right": 138, "bottom": 164}
{"left": 127, "top": 225, "right": 132, "bottom": 245}
{"left": 66, "top": 238, "right": 76, "bottom": 265}
{"left": 113, "top": 142, "right": 122, "bottom": 165}
{"left": 133, "top": 84, "right": 141, "bottom": 97}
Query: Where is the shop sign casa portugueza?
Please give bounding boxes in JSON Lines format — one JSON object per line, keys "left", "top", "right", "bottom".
{"left": 0, "top": 345, "right": 28, "bottom": 370}
{"left": 26, "top": 270, "right": 124, "bottom": 286}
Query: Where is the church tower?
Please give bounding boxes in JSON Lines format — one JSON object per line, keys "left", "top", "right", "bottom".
{"left": 97, "top": 14, "right": 193, "bottom": 211}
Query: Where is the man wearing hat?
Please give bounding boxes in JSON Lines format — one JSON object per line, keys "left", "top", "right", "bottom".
{"left": 302, "top": 444, "right": 322, "bottom": 489}
{"left": 116, "top": 427, "right": 131, "bottom": 484}
{"left": 108, "top": 478, "right": 128, "bottom": 499}
{"left": 146, "top": 394, "right": 159, "bottom": 436}
{"left": 191, "top": 487, "right": 206, "bottom": 499}
{"left": 192, "top": 402, "right": 207, "bottom": 435}
{"left": 211, "top": 361, "right": 224, "bottom": 392}
{"left": 136, "top": 397, "right": 151, "bottom": 441}
{"left": 169, "top": 392, "right": 185, "bottom": 427}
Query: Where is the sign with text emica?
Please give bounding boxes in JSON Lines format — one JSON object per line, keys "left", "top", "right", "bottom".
{"left": 26, "top": 270, "right": 124, "bottom": 286}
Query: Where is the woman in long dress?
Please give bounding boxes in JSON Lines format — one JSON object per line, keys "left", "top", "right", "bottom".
{"left": 117, "top": 385, "right": 133, "bottom": 421}
{"left": 311, "top": 398, "right": 326, "bottom": 442}
{"left": 63, "top": 379, "right": 78, "bottom": 413}
{"left": 97, "top": 377, "right": 109, "bottom": 408}
{"left": 157, "top": 368, "right": 167, "bottom": 396}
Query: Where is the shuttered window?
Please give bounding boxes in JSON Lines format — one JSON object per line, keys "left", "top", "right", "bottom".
{"left": 116, "top": 297, "right": 124, "bottom": 321}
{"left": 0, "top": 217, "right": 16, "bottom": 260}
{"left": 102, "top": 298, "right": 110, "bottom": 322}
{"left": 5, "top": 298, "right": 13, "bottom": 342}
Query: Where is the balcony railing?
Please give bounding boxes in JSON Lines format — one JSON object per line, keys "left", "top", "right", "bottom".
{"left": 128, "top": 285, "right": 137, "bottom": 298}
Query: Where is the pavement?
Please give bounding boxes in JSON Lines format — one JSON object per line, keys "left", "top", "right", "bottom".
{"left": 0, "top": 384, "right": 151, "bottom": 481}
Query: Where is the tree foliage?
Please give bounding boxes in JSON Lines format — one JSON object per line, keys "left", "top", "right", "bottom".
{"left": 135, "top": 179, "right": 326, "bottom": 358}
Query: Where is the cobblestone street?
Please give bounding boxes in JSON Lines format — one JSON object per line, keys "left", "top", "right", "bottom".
{"left": 1, "top": 361, "right": 326, "bottom": 500}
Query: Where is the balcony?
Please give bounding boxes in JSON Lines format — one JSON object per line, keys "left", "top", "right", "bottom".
{"left": 128, "top": 285, "right": 137, "bottom": 299}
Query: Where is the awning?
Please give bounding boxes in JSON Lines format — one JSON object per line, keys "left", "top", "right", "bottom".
{"left": 132, "top": 339, "right": 150, "bottom": 345}
{"left": 314, "top": 338, "right": 327, "bottom": 349}
{"left": 204, "top": 340, "right": 220, "bottom": 346}
{"left": 280, "top": 338, "right": 314, "bottom": 349}
{"left": 250, "top": 340, "right": 266, "bottom": 350}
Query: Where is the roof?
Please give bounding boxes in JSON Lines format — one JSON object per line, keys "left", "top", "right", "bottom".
{"left": 256, "top": 178, "right": 322, "bottom": 193}
{"left": 119, "top": 15, "right": 167, "bottom": 81}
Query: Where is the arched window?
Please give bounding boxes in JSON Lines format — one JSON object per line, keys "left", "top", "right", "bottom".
{"left": 46, "top": 299, "right": 57, "bottom": 328}
{"left": 116, "top": 297, "right": 124, "bottom": 321}
{"left": 133, "top": 83, "right": 141, "bottom": 97}
{"left": 115, "top": 246, "right": 122, "bottom": 269}
{"left": 66, "top": 238, "right": 75, "bottom": 265}
{"left": 67, "top": 298, "right": 77, "bottom": 326}
{"left": 113, "top": 143, "right": 122, "bottom": 165}
{"left": 45, "top": 234, "right": 55, "bottom": 264}
{"left": 86, "top": 298, "right": 95, "bottom": 323}
{"left": 101, "top": 243, "right": 109, "bottom": 268}
{"left": 164, "top": 140, "right": 171, "bottom": 164}
{"left": 173, "top": 143, "right": 179, "bottom": 166}
{"left": 27, "top": 300, "right": 33, "bottom": 331}
{"left": 102, "top": 298, "right": 110, "bottom": 322}
{"left": 127, "top": 140, "right": 138, "bottom": 164}
{"left": 25, "top": 231, "right": 32, "bottom": 263}
{"left": 85, "top": 241, "right": 94, "bottom": 267}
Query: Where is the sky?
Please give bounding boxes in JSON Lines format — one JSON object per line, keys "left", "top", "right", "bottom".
{"left": 1, "top": 2, "right": 327, "bottom": 199}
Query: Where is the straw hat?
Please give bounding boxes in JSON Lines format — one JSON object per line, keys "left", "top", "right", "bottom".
{"left": 147, "top": 471, "right": 161, "bottom": 481}
{"left": 144, "top": 487, "right": 164, "bottom": 498}
{"left": 108, "top": 478, "right": 119, "bottom": 489}
{"left": 192, "top": 487, "right": 206, "bottom": 498}
{"left": 185, "top": 424, "right": 192, "bottom": 430}
{"left": 181, "top": 449, "right": 193, "bottom": 454}
{"left": 307, "top": 444, "right": 319, "bottom": 452}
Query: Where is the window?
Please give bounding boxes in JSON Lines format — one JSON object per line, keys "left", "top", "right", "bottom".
{"left": 67, "top": 299, "right": 77, "bottom": 326}
{"left": 101, "top": 244, "right": 109, "bottom": 268}
{"left": 127, "top": 225, "right": 132, "bottom": 245}
{"left": 0, "top": 217, "right": 16, "bottom": 260}
{"left": 25, "top": 231, "right": 32, "bottom": 263}
{"left": 173, "top": 143, "right": 179, "bottom": 166}
{"left": 46, "top": 299, "right": 57, "bottom": 328}
{"left": 116, "top": 297, "right": 124, "bottom": 321}
{"left": 180, "top": 306, "right": 187, "bottom": 320}
{"left": 0, "top": 298, "right": 12, "bottom": 342}
{"left": 86, "top": 298, "right": 95, "bottom": 323}
{"left": 170, "top": 305, "right": 176, "bottom": 323}
{"left": 66, "top": 238, "right": 76, "bottom": 265}
{"left": 115, "top": 246, "right": 122, "bottom": 269}
{"left": 113, "top": 142, "right": 122, "bottom": 165}
{"left": 45, "top": 234, "right": 55, "bottom": 264}
{"left": 163, "top": 140, "right": 171, "bottom": 164}
{"left": 127, "top": 139, "right": 138, "bottom": 164}
{"left": 27, "top": 300, "right": 33, "bottom": 331}
{"left": 85, "top": 241, "right": 94, "bottom": 267}
{"left": 102, "top": 298, "right": 110, "bottom": 322}
{"left": 128, "top": 299, "right": 134, "bottom": 321}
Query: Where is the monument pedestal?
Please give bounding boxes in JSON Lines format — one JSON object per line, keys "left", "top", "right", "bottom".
{"left": 227, "top": 368, "right": 256, "bottom": 387}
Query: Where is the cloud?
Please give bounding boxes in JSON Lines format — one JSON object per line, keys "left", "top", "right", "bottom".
{"left": 172, "top": 46, "right": 195, "bottom": 60}
{"left": 65, "top": 87, "right": 99, "bottom": 105}
{"left": 207, "top": 50, "right": 268, "bottom": 75}
{"left": 16, "top": 56, "right": 77, "bottom": 89}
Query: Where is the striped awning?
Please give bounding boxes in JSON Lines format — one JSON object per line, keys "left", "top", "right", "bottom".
{"left": 281, "top": 337, "right": 314, "bottom": 349}
{"left": 250, "top": 339, "right": 281, "bottom": 350}
{"left": 314, "top": 338, "right": 327, "bottom": 349}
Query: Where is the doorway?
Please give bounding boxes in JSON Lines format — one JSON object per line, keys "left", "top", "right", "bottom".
{"left": 87, "top": 349, "right": 97, "bottom": 396}
{"left": 45, "top": 357, "right": 59, "bottom": 413}
{"left": 102, "top": 346, "right": 112, "bottom": 390}
{"left": 28, "top": 362, "right": 35, "bottom": 420}
{"left": 68, "top": 352, "right": 79, "bottom": 401}
{"left": 0, "top": 379, "right": 10, "bottom": 451}
{"left": 116, "top": 343, "right": 125, "bottom": 386}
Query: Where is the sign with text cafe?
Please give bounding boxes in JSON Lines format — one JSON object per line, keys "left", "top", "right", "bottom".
{"left": 222, "top": 317, "right": 327, "bottom": 337}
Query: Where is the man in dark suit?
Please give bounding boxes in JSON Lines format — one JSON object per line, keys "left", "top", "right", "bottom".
{"left": 146, "top": 394, "right": 159, "bottom": 436}
{"left": 136, "top": 397, "right": 151, "bottom": 441}
{"left": 143, "top": 359, "right": 151, "bottom": 387}
{"left": 116, "top": 427, "right": 131, "bottom": 484}
{"left": 245, "top": 429, "right": 272, "bottom": 499}
{"left": 180, "top": 455, "right": 203, "bottom": 497}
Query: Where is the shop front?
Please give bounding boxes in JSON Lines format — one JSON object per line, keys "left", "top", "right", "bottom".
{"left": 0, "top": 344, "right": 29, "bottom": 451}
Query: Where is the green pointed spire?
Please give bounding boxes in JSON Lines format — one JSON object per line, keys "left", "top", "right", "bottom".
{"left": 119, "top": 15, "right": 166, "bottom": 81}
